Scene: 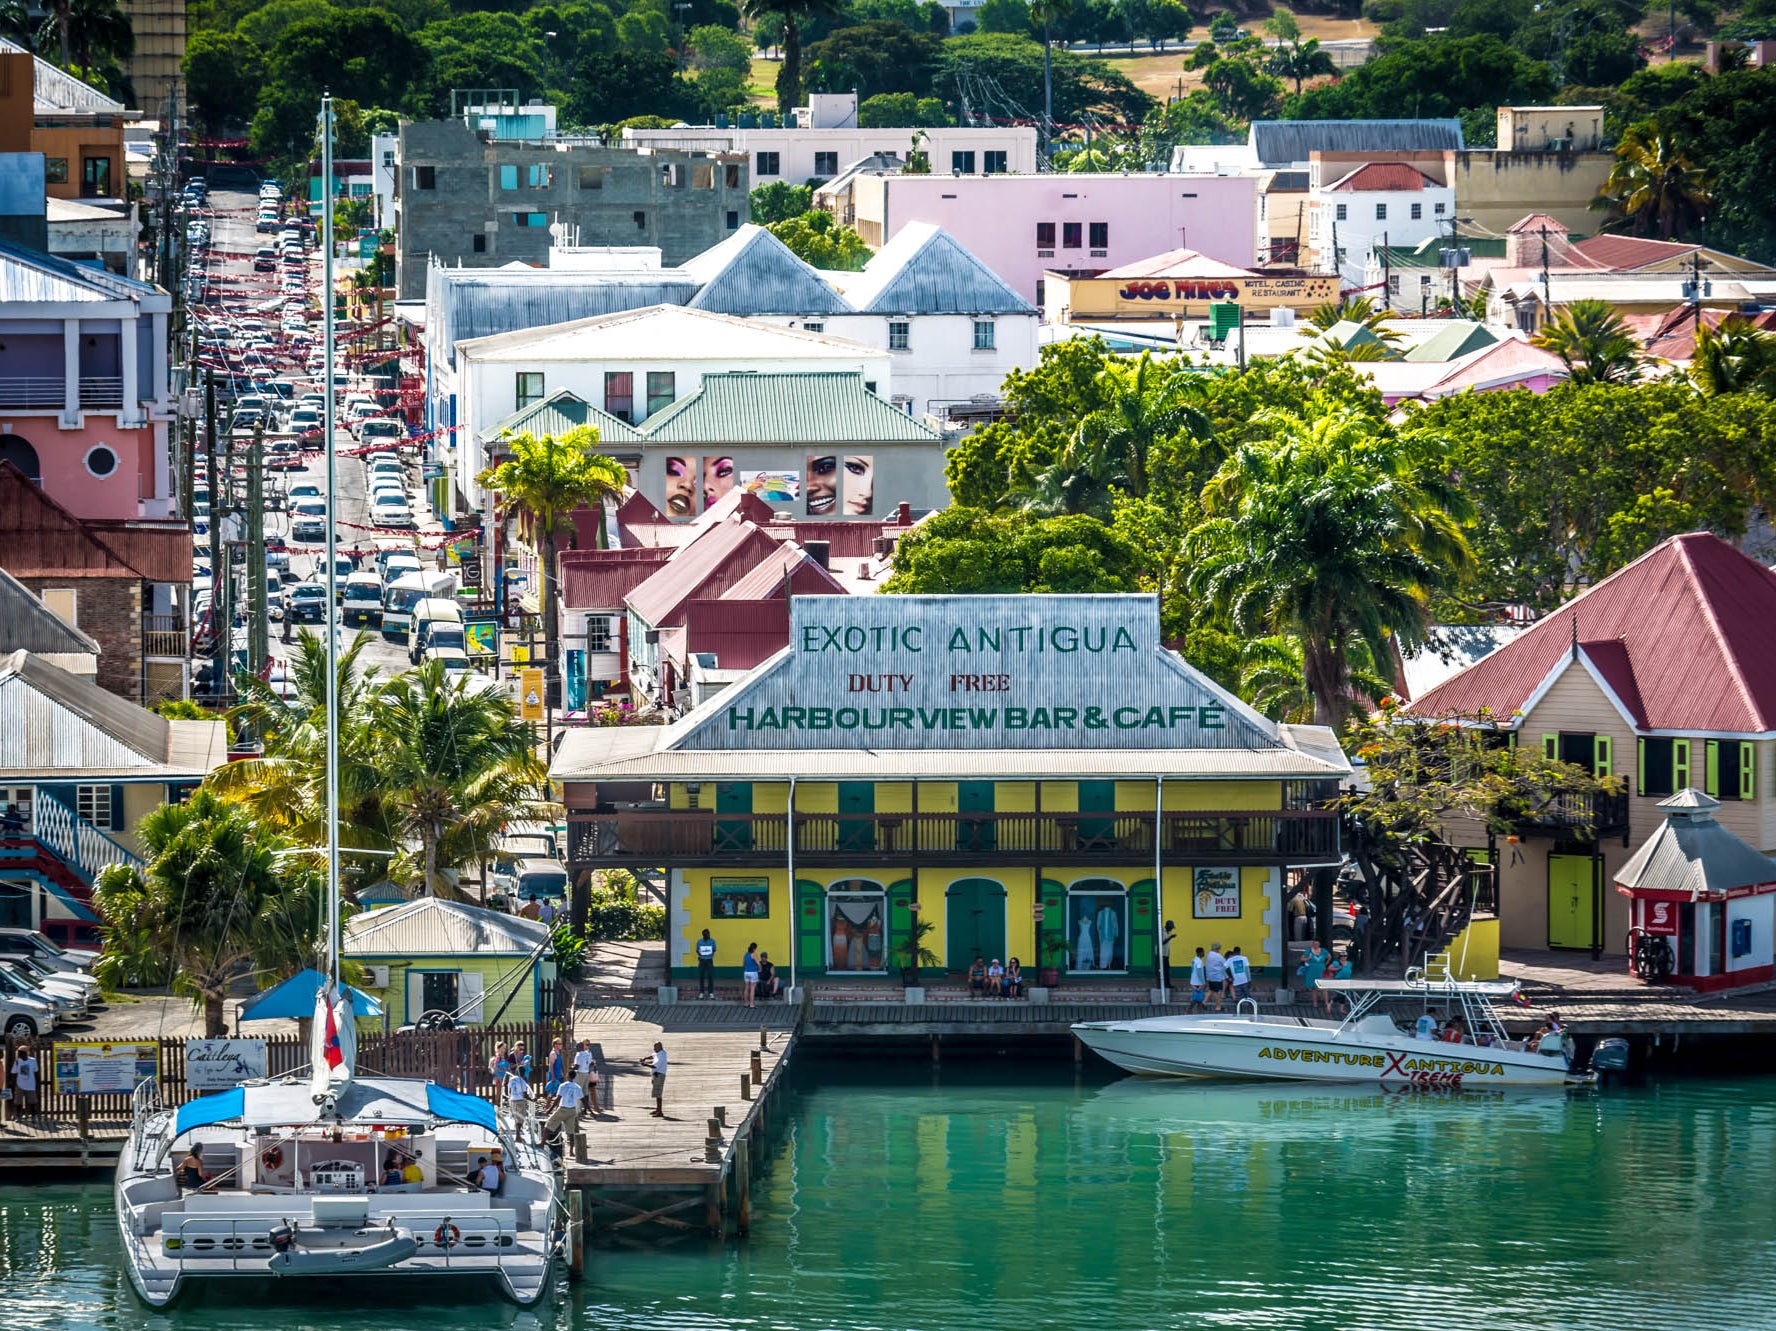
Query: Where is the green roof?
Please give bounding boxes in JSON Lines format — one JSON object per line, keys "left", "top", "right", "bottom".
{"left": 1377, "top": 236, "right": 1508, "bottom": 268}
{"left": 640, "top": 371, "right": 945, "bottom": 446}
{"left": 1403, "top": 321, "right": 1499, "bottom": 362}
{"left": 490, "top": 388, "right": 643, "bottom": 444}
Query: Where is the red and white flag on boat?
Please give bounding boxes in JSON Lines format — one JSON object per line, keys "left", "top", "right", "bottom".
{"left": 322, "top": 995, "right": 344, "bottom": 1069}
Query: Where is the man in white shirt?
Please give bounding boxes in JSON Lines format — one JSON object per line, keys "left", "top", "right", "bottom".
{"left": 10, "top": 1047, "right": 39, "bottom": 1117}
{"left": 645, "top": 1040, "right": 667, "bottom": 1117}
{"left": 1188, "top": 947, "right": 1207, "bottom": 1013}
{"left": 476, "top": 1152, "right": 503, "bottom": 1193}
{"left": 1227, "top": 947, "right": 1252, "bottom": 1003}
{"left": 544, "top": 1076, "right": 586, "bottom": 1142}
{"left": 505, "top": 1069, "right": 532, "bottom": 1123}
{"left": 1204, "top": 944, "right": 1228, "bottom": 1012}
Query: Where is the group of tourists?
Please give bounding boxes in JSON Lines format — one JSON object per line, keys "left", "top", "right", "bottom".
{"left": 967, "top": 956, "right": 1026, "bottom": 998}
{"left": 1180, "top": 938, "right": 1255, "bottom": 1012}
{"left": 695, "top": 932, "right": 784, "bottom": 1007}
{"left": 490, "top": 1036, "right": 608, "bottom": 1145}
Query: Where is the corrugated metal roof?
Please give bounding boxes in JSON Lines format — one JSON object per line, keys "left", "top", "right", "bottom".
{"left": 0, "top": 650, "right": 227, "bottom": 777}
{"left": 683, "top": 225, "right": 849, "bottom": 316}
{"left": 1096, "top": 249, "right": 1253, "bottom": 281}
{"left": 343, "top": 898, "right": 551, "bottom": 957}
{"left": 488, "top": 388, "right": 643, "bottom": 444}
{"left": 0, "top": 237, "right": 164, "bottom": 304}
{"left": 833, "top": 222, "right": 1034, "bottom": 315}
{"left": 0, "top": 36, "right": 126, "bottom": 114}
{"left": 1402, "top": 321, "right": 1497, "bottom": 362}
{"left": 0, "top": 462, "right": 192, "bottom": 581}
{"left": 0, "top": 568, "right": 100, "bottom": 655}
{"left": 1615, "top": 792, "right": 1776, "bottom": 897}
{"left": 719, "top": 543, "right": 847, "bottom": 601}
{"left": 1251, "top": 118, "right": 1464, "bottom": 164}
{"left": 560, "top": 546, "right": 674, "bottom": 609}
{"left": 1566, "top": 234, "right": 1698, "bottom": 271}
{"left": 626, "top": 520, "right": 783, "bottom": 626}
{"left": 455, "top": 304, "right": 879, "bottom": 363}
{"left": 640, "top": 371, "right": 944, "bottom": 445}
{"left": 427, "top": 267, "right": 701, "bottom": 368}
{"left": 1325, "top": 162, "right": 1438, "bottom": 192}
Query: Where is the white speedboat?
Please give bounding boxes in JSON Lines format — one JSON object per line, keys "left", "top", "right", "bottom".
{"left": 1073, "top": 972, "right": 1578, "bottom": 1087}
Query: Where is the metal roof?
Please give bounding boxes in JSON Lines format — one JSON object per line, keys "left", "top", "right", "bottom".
{"left": 0, "top": 237, "right": 166, "bottom": 305}
{"left": 0, "top": 569, "right": 101, "bottom": 656}
{"left": 0, "top": 36, "right": 127, "bottom": 114}
{"left": 1615, "top": 790, "right": 1776, "bottom": 898}
{"left": 832, "top": 222, "right": 1034, "bottom": 315}
{"left": 426, "top": 267, "right": 701, "bottom": 368}
{"left": 682, "top": 225, "right": 849, "bottom": 316}
{"left": 487, "top": 388, "right": 644, "bottom": 445}
{"left": 1402, "top": 321, "right": 1498, "bottom": 363}
{"left": 1250, "top": 118, "right": 1464, "bottom": 165}
{"left": 455, "top": 304, "right": 880, "bottom": 363}
{"left": 639, "top": 371, "right": 945, "bottom": 445}
{"left": 1324, "top": 162, "right": 1440, "bottom": 192}
{"left": 626, "top": 520, "right": 784, "bottom": 626}
{"left": 342, "top": 898, "right": 552, "bottom": 957}
{"left": 0, "top": 650, "right": 227, "bottom": 778}
{"left": 0, "top": 462, "right": 193, "bottom": 581}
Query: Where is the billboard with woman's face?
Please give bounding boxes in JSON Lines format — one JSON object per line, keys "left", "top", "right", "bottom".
{"left": 843, "top": 455, "right": 874, "bottom": 515}
{"left": 806, "top": 454, "right": 838, "bottom": 515}
{"left": 703, "top": 455, "right": 736, "bottom": 509}
{"left": 664, "top": 456, "right": 697, "bottom": 518}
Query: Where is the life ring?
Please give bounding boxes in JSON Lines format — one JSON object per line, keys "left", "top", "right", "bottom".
{"left": 260, "top": 1145, "right": 284, "bottom": 1171}
{"left": 434, "top": 1223, "right": 461, "bottom": 1250}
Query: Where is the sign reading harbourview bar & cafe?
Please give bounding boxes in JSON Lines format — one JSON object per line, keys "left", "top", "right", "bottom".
{"left": 675, "top": 594, "right": 1275, "bottom": 752}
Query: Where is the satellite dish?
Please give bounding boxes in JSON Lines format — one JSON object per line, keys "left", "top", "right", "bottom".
{"left": 548, "top": 221, "right": 564, "bottom": 241}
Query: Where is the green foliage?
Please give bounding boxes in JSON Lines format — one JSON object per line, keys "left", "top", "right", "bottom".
{"left": 1692, "top": 318, "right": 1776, "bottom": 398}
{"left": 857, "top": 90, "right": 951, "bottom": 125}
{"left": 1644, "top": 66, "right": 1776, "bottom": 264}
{"left": 182, "top": 30, "right": 265, "bottom": 134}
{"left": 740, "top": 0, "right": 846, "bottom": 112}
{"left": 1529, "top": 298, "right": 1643, "bottom": 384}
{"left": 686, "top": 21, "right": 752, "bottom": 72}
{"left": 560, "top": 49, "right": 684, "bottom": 126}
{"left": 750, "top": 180, "right": 814, "bottom": 222}
{"left": 765, "top": 209, "right": 872, "bottom": 268}
{"left": 893, "top": 917, "right": 941, "bottom": 978}
{"left": 934, "top": 32, "right": 1155, "bottom": 124}
{"left": 882, "top": 507, "right": 1149, "bottom": 593}
{"left": 580, "top": 870, "right": 667, "bottom": 940}
{"left": 1285, "top": 33, "right": 1555, "bottom": 121}
{"left": 249, "top": 9, "right": 423, "bottom": 159}
{"left": 551, "top": 922, "right": 588, "bottom": 973}
{"left": 415, "top": 12, "right": 544, "bottom": 114}
{"left": 806, "top": 18, "right": 941, "bottom": 97}
{"left": 974, "top": 0, "right": 1031, "bottom": 31}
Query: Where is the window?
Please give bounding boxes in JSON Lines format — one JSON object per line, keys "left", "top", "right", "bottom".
{"left": 864, "top": 380, "right": 876, "bottom": 394}
{"left": 499, "top": 163, "right": 518, "bottom": 190}
{"left": 604, "top": 371, "right": 634, "bottom": 422}
{"left": 1375, "top": 202, "right": 1388, "bottom": 221}
{"left": 44, "top": 157, "right": 68, "bottom": 184}
{"left": 81, "top": 156, "right": 111, "bottom": 197}
{"left": 1089, "top": 221, "right": 1108, "bottom": 249}
{"left": 1036, "top": 221, "right": 1055, "bottom": 249}
{"left": 471, "top": 234, "right": 486, "bottom": 253}
{"left": 888, "top": 321, "right": 910, "bottom": 351}
{"left": 633, "top": 210, "right": 647, "bottom": 230}
{"left": 510, "top": 212, "right": 547, "bottom": 227}
{"left": 756, "top": 150, "right": 780, "bottom": 175}
{"left": 1435, "top": 202, "right": 1446, "bottom": 215}
{"left": 661, "top": 163, "right": 685, "bottom": 187}
{"left": 1411, "top": 202, "right": 1423, "bottom": 220}
{"left": 972, "top": 319, "right": 994, "bottom": 350}
{"left": 803, "top": 321, "right": 824, "bottom": 333}
{"left": 725, "top": 163, "right": 741, "bottom": 188}
{"left": 815, "top": 151, "right": 838, "bottom": 175}
{"left": 76, "top": 785, "right": 113, "bottom": 830}
{"left": 951, "top": 150, "right": 976, "bottom": 174}
{"left": 693, "top": 163, "right": 714, "bottom": 189}
{"left": 84, "top": 445, "right": 117, "bottom": 477}
{"left": 1062, "top": 221, "right": 1082, "bottom": 249}
{"left": 1388, "top": 274, "right": 1401, "bottom": 295}
{"left": 726, "top": 209, "right": 739, "bottom": 229}
{"left": 1335, "top": 203, "right": 1348, "bottom": 221}
{"left": 712, "top": 877, "right": 770, "bottom": 918}
{"left": 515, "top": 372, "right": 544, "bottom": 410}
{"left": 645, "top": 371, "right": 676, "bottom": 416}
{"left": 1066, "top": 880, "right": 1128, "bottom": 972}
{"left": 527, "top": 163, "right": 552, "bottom": 189}
{"left": 586, "top": 617, "right": 614, "bottom": 653}
{"left": 1035, "top": 279, "right": 1045, "bottom": 308}
{"left": 577, "top": 165, "right": 606, "bottom": 190}
{"left": 984, "top": 150, "right": 1006, "bottom": 174}
{"left": 1260, "top": 195, "right": 1268, "bottom": 220}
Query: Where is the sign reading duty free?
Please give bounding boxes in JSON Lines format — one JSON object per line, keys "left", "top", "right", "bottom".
{"left": 678, "top": 594, "right": 1273, "bottom": 752}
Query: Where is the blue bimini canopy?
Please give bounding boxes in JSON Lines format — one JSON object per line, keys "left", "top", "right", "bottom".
{"left": 173, "top": 1086, "right": 245, "bottom": 1136}
{"left": 426, "top": 1084, "right": 497, "bottom": 1133}
{"left": 237, "top": 967, "right": 384, "bottom": 1022}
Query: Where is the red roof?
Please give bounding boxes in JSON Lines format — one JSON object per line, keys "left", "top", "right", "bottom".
{"left": 625, "top": 521, "right": 785, "bottom": 627}
{"left": 1095, "top": 249, "right": 1255, "bottom": 281}
{"left": 721, "top": 543, "right": 847, "bottom": 601}
{"left": 1326, "top": 163, "right": 1437, "bottom": 192}
{"left": 682, "top": 599, "right": 792, "bottom": 672}
{"left": 1507, "top": 212, "right": 1567, "bottom": 234}
{"left": 558, "top": 546, "right": 673, "bottom": 610}
{"left": 1408, "top": 533, "right": 1776, "bottom": 734}
{"left": 1566, "top": 235, "right": 1698, "bottom": 272}
{"left": 0, "top": 463, "right": 191, "bottom": 582}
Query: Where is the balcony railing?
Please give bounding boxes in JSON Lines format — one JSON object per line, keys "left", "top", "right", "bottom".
{"left": 0, "top": 377, "right": 127, "bottom": 409}
{"left": 143, "top": 613, "right": 189, "bottom": 658}
{"left": 1513, "top": 789, "right": 1632, "bottom": 840}
{"left": 567, "top": 809, "right": 1340, "bottom": 866}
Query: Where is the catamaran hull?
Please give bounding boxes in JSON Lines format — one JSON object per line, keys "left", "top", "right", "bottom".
{"left": 1072, "top": 1018, "right": 1574, "bottom": 1087}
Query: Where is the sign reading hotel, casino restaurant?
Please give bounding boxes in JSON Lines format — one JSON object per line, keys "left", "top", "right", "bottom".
{"left": 674, "top": 594, "right": 1275, "bottom": 752}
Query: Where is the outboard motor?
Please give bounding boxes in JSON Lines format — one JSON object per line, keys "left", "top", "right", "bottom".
{"left": 1591, "top": 1037, "right": 1631, "bottom": 1075}
{"left": 269, "top": 1222, "right": 298, "bottom": 1255}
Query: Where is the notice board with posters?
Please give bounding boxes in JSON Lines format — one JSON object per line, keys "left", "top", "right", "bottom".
{"left": 53, "top": 1040, "right": 159, "bottom": 1095}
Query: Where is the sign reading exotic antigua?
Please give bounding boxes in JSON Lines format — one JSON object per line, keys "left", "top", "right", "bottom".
{"left": 673, "top": 594, "right": 1274, "bottom": 752}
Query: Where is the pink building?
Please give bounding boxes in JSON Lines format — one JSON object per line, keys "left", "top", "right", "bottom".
{"left": 838, "top": 172, "right": 1258, "bottom": 308}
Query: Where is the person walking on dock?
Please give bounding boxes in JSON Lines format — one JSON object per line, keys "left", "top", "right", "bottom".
{"left": 743, "top": 943, "right": 761, "bottom": 1009}
{"left": 1161, "top": 920, "right": 1176, "bottom": 990}
{"left": 1227, "top": 947, "right": 1252, "bottom": 1004}
{"left": 696, "top": 929, "right": 717, "bottom": 999}
{"left": 505, "top": 1065, "right": 534, "bottom": 1125}
{"left": 1189, "top": 948, "right": 1207, "bottom": 1012}
{"left": 1205, "top": 943, "right": 1228, "bottom": 1012}
{"left": 644, "top": 1041, "right": 668, "bottom": 1117}
{"left": 10, "top": 1043, "right": 39, "bottom": 1119}
{"left": 544, "top": 1075, "right": 587, "bottom": 1144}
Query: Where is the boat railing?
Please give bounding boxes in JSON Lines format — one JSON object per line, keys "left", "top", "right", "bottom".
{"left": 130, "top": 1076, "right": 164, "bottom": 1126}
{"left": 162, "top": 1209, "right": 521, "bottom": 1271}
{"left": 1236, "top": 998, "right": 1260, "bottom": 1020}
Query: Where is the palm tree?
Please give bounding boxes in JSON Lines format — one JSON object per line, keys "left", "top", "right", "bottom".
{"left": 738, "top": 0, "right": 845, "bottom": 116}
{"left": 1187, "top": 408, "right": 1475, "bottom": 728}
{"left": 1691, "top": 317, "right": 1776, "bottom": 397}
{"left": 1013, "top": 430, "right": 1128, "bottom": 520}
{"left": 1591, "top": 124, "right": 1712, "bottom": 241}
{"left": 1029, "top": 0, "right": 1073, "bottom": 160}
{"left": 1238, "top": 633, "right": 1395, "bottom": 724}
{"left": 1531, "top": 298, "right": 1643, "bottom": 385}
{"left": 91, "top": 791, "right": 308, "bottom": 1035}
{"left": 1301, "top": 294, "right": 1403, "bottom": 344}
{"left": 1070, "top": 352, "right": 1213, "bottom": 499}
{"left": 478, "top": 425, "right": 627, "bottom": 687}
{"left": 66, "top": 0, "right": 131, "bottom": 80}
{"left": 1266, "top": 30, "right": 1335, "bottom": 95}
{"left": 367, "top": 662, "right": 549, "bottom": 899}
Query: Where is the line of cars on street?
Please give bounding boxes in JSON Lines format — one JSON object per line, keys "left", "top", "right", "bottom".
{"left": 0, "top": 928, "right": 103, "bottom": 1037}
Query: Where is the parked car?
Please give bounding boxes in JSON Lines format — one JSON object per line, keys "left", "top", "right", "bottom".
{"left": 0, "top": 972, "right": 60, "bottom": 1034}
{"left": 0, "top": 927, "right": 98, "bottom": 971}
{"left": 286, "top": 583, "right": 328, "bottom": 621}
{"left": 290, "top": 501, "right": 329, "bottom": 543}
{"left": 371, "top": 495, "right": 414, "bottom": 528}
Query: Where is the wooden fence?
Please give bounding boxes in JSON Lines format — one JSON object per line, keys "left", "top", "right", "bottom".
{"left": 3, "top": 1021, "right": 565, "bottom": 1123}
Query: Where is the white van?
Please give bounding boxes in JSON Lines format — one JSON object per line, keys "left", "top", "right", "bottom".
{"left": 409, "top": 597, "right": 465, "bottom": 663}
{"left": 341, "top": 571, "right": 383, "bottom": 626}
{"left": 382, "top": 571, "right": 456, "bottom": 638}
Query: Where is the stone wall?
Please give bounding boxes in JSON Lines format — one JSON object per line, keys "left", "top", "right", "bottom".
{"left": 15, "top": 575, "right": 141, "bottom": 703}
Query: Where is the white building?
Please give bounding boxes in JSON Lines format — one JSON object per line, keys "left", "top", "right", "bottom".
{"left": 621, "top": 92, "right": 1037, "bottom": 187}
{"left": 371, "top": 131, "right": 397, "bottom": 232}
{"left": 450, "top": 304, "right": 891, "bottom": 514}
{"left": 1309, "top": 161, "right": 1453, "bottom": 288}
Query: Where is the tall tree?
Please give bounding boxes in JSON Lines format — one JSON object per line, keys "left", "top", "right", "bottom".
{"left": 62, "top": 0, "right": 132, "bottom": 82}
{"left": 1691, "top": 318, "right": 1776, "bottom": 397}
{"left": 1264, "top": 10, "right": 1335, "bottom": 94}
{"left": 1186, "top": 409, "right": 1475, "bottom": 726}
{"left": 739, "top": 0, "right": 844, "bottom": 114}
{"left": 1029, "top": 0, "right": 1072, "bottom": 158}
{"left": 477, "top": 425, "right": 627, "bottom": 685}
{"left": 1591, "top": 122, "right": 1712, "bottom": 240}
{"left": 1530, "top": 298, "right": 1643, "bottom": 384}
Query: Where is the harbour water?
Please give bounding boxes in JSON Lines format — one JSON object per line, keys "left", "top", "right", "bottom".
{"left": 7, "top": 1059, "right": 1776, "bottom": 1331}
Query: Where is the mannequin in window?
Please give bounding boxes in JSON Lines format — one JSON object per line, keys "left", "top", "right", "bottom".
{"left": 1076, "top": 905, "right": 1097, "bottom": 970}
{"left": 1096, "top": 902, "right": 1121, "bottom": 969}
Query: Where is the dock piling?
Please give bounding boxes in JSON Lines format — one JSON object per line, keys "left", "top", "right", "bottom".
{"left": 750, "top": 1050, "right": 762, "bottom": 1085}
{"left": 568, "top": 1189, "right": 585, "bottom": 1280}
{"left": 714, "top": 1105, "right": 726, "bottom": 1128}
{"left": 741, "top": 1073, "right": 752, "bottom": 1101}
{"left": 760, "top": 1025, "right": 769, "bottom": 1051}
{"left": 735, "top": 1136, "right": 751, "bottom": 1236}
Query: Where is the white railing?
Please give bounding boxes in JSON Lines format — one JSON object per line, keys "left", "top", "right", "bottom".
{"left": 34, "top": 792, "right": 144, "bottom": 881}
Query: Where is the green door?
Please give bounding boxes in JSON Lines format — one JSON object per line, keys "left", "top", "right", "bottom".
{"left": 838, "top": 783, "right": 875, "bottom": 853}
{"left": 1078, "top": 781, "right": 1116, "bottom": 850}
{"left": 797, "top": 878, "right": 826, "bottom": 974}
{"left": 958, "top": 781, "right": 995, "bottom": 851}
{"left": 714, "top": 782, "right": 752, "bottom": 850}
{"left": 1548, "top": 854, "right": 1595, "bottom": 949}
{"left": 945, "top": 878, "right": 1007, "bottom": 971}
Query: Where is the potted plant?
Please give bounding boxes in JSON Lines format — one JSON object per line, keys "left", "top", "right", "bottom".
{"left": 894, "top": 918, "right": 940, "bottom": 1000}
{"left": 1038, "top": 929, "right": 1071, "bottom": 988}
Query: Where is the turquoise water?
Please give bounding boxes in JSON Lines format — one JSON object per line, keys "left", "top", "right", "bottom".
{"left": 8, "top": 1061, "right": 1776, "bottom": 1331}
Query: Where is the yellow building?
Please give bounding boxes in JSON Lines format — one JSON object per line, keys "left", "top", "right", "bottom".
{"left": 554, "top": 595, "right": 1349, "bottom": 987}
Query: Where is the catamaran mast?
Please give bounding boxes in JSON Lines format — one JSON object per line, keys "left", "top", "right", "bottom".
{"left": 320, "top": 92, "right": 341, "bottom": 988}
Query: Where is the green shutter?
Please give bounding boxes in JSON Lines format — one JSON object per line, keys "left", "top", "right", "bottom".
{"left": 796, "top": 878, "right": 825, "bottom": 974}
{"left": 1542, "top": 733, "right": 1558, "bottom": 761}
{"left": 1128, "top": 878, "right": 1157, "bottom": 972}
{"left": 1594, "top": 736, "right": 1612, "bottom": 780}
{"left": 1674, "top": 739, "right": 1691, "bottom": 789}
{"left": 1742, "top": 742, "right": 1757, "bottom": 801}
{"left": 1705, "top": 740, "right": 1720, "bottom": 797}
{"left": 1637, "top": 738, "right": 1646, "bottom": 796}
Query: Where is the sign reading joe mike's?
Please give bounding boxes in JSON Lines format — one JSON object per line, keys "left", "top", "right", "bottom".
{"left": 674, "top": 594, "right": 1273, "bottom": 752}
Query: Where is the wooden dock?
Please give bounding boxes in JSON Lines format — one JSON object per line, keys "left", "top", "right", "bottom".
{"left": 565, "top": 1003, "right": 798, "bottom": 1242}
{"left": 0, "top": 1115, "right": 127, "bottom": 1171}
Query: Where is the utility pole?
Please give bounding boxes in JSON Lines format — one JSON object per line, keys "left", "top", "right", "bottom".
{"left": 246, "top": 420, "right": 268, "bottom": 678}
{"left": 1381, "top": 230, "right": 1390, "bottom": 311}
{"left": 1539, "top": 225, "right": 1553, "bottom": 330}
{"left": 204, "top": 371, "right": 224, "bottom": 699}
{"left": 1683, "top": 251, "right": 1710, "bottom": 327}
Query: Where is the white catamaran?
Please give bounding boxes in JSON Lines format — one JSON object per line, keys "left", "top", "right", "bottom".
{"left": 115, "top": 96, "right": 563, "bottom": 1307}
{"left": 1073, "top": 965, "right": 1579, "bottom": 1087}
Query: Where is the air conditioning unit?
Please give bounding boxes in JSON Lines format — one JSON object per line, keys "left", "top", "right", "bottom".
{"left": 365, "top": 964, "right": 390, "bottom": 988}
